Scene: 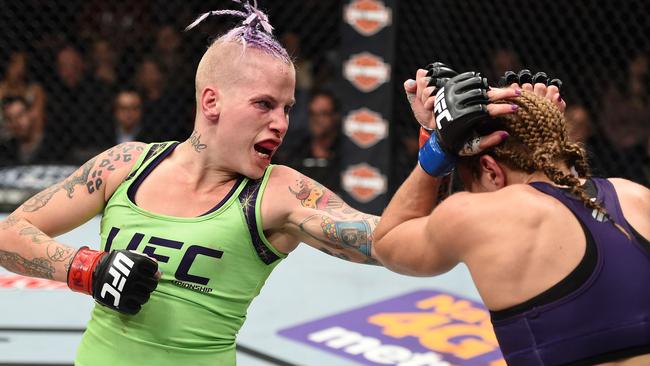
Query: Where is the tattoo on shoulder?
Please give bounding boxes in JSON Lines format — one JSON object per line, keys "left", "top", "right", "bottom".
{"left": 63, "top": 157, "right": 97, "bottom": 198}
{"left": 289, "top": 176, "right": 352, "bottom": 215}
{"left": 189, "top": 131, "right": 207, "bottom": 153}
{"left": 21, "top": 143, "right": 146, "bottom": 213}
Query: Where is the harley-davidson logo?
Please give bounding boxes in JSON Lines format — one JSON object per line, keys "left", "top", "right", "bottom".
{"left": 342, "top": 163, "right": 387, "bottom": 203}
{"left": 344, "top": 0, "right": 392, "bottom": 36}
{"left": 344, "top": 108, "right": 388, "bottom": 148}
{"left": 344, "top": 52, "right": 391, "bottom": 93}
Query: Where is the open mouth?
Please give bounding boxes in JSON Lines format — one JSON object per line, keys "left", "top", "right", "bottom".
{"left": 253, "top": 140, "right": 279, "bottom": 160}
{"left": 254, "top": 144, "right": 273, "bottom": 159}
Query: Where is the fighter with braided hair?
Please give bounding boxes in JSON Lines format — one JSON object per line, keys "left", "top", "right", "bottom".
{"left": 375, "top": 69, "right": 650, "bottom": 365}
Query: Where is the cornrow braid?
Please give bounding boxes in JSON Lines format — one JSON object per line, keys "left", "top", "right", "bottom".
{"left": 473, "top": 91, "right": 626, "bottom": 234}
{"left": 185, "top": 0, "right": 290, "bottom": 64}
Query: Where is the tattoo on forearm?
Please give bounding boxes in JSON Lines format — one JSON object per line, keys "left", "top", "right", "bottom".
{"left": 19, "top": 227, "right": 53, "bottom": 244}
{"left": 189, "top": 131, "right": 207, "bottom": 152}
{"left": 22, "top": 184, "right": 63, "bottom": 212}
{"left": 0, "top": 214, "right": 20, "bottom": 229}
{"left": 318, "top": 246, "right": 379, "bottom": 265}
{"left": 299, "top": 214, "right": 373, "bottom": 256}
{"left": 0, "top": 250, "right": 55, "bottom": 279}
{"left": 46, "top": 243, "right": 75, "bottom": 262}
{"left": 319, "top": 247, "right": 350, "bottom": 260}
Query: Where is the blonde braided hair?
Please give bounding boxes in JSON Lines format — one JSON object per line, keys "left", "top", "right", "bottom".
{"left": 462, "top": 91, "right": 624, "bottom": 229}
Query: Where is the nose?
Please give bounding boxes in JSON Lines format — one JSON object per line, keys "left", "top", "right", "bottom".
{"left": 270, "top": 109, "right": 289, "bottom": 137}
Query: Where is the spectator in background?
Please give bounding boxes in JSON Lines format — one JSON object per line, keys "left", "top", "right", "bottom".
{"left": 152, "top": 24, "right": 190, "bottom": 92}
{"left": 275, "top": 90, "right": 342, "bottom": 194}
{"left": 134, "top": 57, "right": 190, "bottom": 142}
{"left": 90, "top": 38, "right": 119, "bottom": 91}
{"left": 77, "top": 1, "right": 152, "bottom": 54}
{"left": 600, "top": 52, "right": 650, "bottom": 186}
{"left": 45, "top": 45, "right": 111, "bottom": 164}
{"left": 486, "top": 48, "right": 522, "bottom": 85}
{"left": 0, "top": 97, "right": 50, "bottom": 165}
{"left": 281, "top": 32, "right": 314, "bottom": 93}
{"left": 106, "top": 89, "right": 153, "bottom": 146}
{"left": 279, "top": 31, "right": 312, "bottom": 148}
{"left": 0, "top": 51, "right": 47, "bottom": 140}
{"left": 565, "top": 104, "right": 610, "bottom": 177}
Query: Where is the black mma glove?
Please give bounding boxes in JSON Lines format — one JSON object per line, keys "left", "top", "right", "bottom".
{"left": 425, "top": 62, "right": 458, "bottom": 89}
{"left": 498, "top": 69, "right": 563, "bottom": 90}
{"left": 418, "top": 62, "right": 459, "bottom": 146}
{"left": 67, "top": 247, "right": 159, "bottom": 315}
{"left": 433, "top": 71, "right": 490, "bottom": 154}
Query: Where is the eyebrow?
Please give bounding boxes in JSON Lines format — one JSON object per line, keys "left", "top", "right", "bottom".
{"left": 255, "top": 94, "right": 295, "bottom": 107}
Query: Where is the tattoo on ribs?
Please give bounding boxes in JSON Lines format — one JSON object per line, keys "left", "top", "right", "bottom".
{"left": 0, "top": 250, "right": 55, "bottom": 279}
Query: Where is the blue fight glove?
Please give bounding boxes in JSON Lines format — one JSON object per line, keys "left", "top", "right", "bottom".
{"left": 418, "top": 131, "right": 455, "bottom": 177}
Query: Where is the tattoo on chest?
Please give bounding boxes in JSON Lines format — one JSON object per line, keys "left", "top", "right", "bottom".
{"left": 189, "top": 131, "right": 207, "bottom": 152}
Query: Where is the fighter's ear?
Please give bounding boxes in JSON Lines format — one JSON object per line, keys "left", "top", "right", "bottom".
{"left": 478, "top": 155, "right": 507, "bottom": 189}
{"left": 200, "top": 86, "right": 221, "bottom": 122}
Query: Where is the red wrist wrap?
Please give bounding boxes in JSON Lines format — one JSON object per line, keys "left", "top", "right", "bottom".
{"left": 67, "top": 246, "right": 106, "bottom": 295}
{"left": 419, "top": 127, "right": 432, "bottom": 149}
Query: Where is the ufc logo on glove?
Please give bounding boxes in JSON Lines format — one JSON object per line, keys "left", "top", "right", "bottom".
{"left": 434, "top": 87, "right": 452, "bottom": 130}
{"left": 100, "top": 252, "right": 135, "bottom": 307}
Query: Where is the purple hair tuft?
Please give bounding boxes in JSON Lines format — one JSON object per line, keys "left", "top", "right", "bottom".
{"left": 185, "top": 0, "right": 290, "bottom": 63}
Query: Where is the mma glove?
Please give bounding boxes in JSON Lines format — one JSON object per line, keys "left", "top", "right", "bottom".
{"left": 498, "top": 69, "right": 562, "bottom": 90}
{"left": 418, "top": 62, "right": 459, "bottom": 147}
{"left": 67, "top": 247, "right": 159, "bottom": 315}
{"left": 419, "top": 72, "right": 491, "bottom": 177}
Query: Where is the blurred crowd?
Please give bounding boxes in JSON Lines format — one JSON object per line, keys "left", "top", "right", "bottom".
{"left": 1, "top": 5, "right": 649, "bottom": 189}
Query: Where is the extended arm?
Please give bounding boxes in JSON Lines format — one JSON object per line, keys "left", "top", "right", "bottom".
{"left": 265, "top": 165, "right": 380, "bottom": 265}
{"left": 0, "top": 142, "right": 158, "bottom": 314}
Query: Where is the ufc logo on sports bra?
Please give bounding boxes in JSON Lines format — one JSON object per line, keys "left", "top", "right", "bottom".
{"left": 434, "top": 87, "right": 452, "bottom": 130}
{"left": 100, "top": 252, "right": 134, "bottom": 307}
{"left": 105, "top": 227, "right": 223, "bottom": 286}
